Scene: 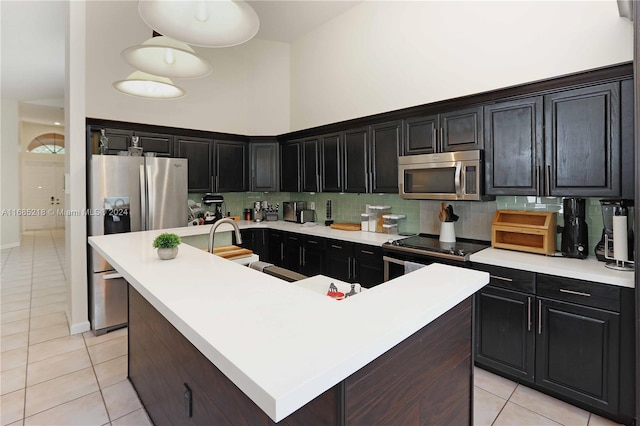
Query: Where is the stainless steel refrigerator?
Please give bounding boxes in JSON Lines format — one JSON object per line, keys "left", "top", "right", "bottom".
{"left": 88, "top": 155, "right": 188, "bottom": 335}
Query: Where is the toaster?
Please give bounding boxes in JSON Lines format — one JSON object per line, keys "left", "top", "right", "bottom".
{"left": 298, "top": 209, "right": 316, "bottom": 224}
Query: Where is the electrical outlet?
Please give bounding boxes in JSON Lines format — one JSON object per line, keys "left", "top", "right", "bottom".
{"left": 309, "top": 202, "right": 316, "bottom": 210}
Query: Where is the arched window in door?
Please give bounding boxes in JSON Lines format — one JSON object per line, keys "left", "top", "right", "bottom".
{"left": 27, "top": 132, "right": 65, "bottom": 154}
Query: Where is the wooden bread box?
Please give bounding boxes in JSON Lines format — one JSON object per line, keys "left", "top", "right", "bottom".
{"left": 491, "top": 210, "right": 557, "bottom": 255}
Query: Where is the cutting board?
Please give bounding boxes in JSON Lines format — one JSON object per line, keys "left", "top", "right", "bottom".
{"left": 210, "top": 245, "right": 254, "bottom": 260}
{"left": 330, "top": 223, "right": 362, "bottom": 231}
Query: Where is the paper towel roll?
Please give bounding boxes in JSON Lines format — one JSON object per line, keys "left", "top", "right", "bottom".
{"left": 612, "top": 215, "right": 628, "bottom": 261}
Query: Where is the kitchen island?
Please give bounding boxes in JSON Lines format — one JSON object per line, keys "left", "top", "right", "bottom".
{"left": 89, "top": 228, "right": 489, "bottom": 424}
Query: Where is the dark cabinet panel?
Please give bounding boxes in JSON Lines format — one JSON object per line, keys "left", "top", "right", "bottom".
{"left": 403, "top": 115, "right": 438, "bottom": 155}
{"left": 284, "top": 233, "right": 303, "bottom": 272}
{"left": 250, "top": 142, "right": 279, "bottom": 192}
{"left": 326, "top": 240, "right": 352, "bottom": 282}
{"left": 321, "top": 134, "right": 342, "bottom": 192}
{"left": 441, "top": 106, "right": 483, "bottom": 152}
{"left": 484, "top": 97, "right": 543, "bottom": 196}
{"left": 302, "top": 236, "right": 325, "bottom": 277}
{"left": 474, "top": 286, "right": 535, "bottom": 383}
{"left": 175, "top": 136, "right": 213, "bottom": 193}
{"left": 536, "top": 298, "right": 619, "bottom": 412}
{"left": 268, "top": 230, "right": 285, "bottom": 266}
{"left": 302, "top": 138, "right": 320, "bottom": 192}
{"left": 370, "top": 121, "right": 401, "bottom": 193}
{"left": 544, "top": 82, "right": 620, "bottom": 196}
{"left": 343, "top": 128, "right": 369, "bottom": 193}
{"left": 353, "top": 245, "right": 383, "bottom": 288}
{"left": 214, "top": 140, "right": 248, "bottom": 192}
{"left": 135, "top": 132, "right": 174, "bottom": 157}
{"left": 100, "top": 128, "right": 132, "bottom": 154}
{"left": 281, "top": 143, "right": 301, "bottom": 192}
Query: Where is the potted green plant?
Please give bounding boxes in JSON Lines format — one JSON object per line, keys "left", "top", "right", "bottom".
{"left": 153, "top": 233, "right": 181, "bottom": 260}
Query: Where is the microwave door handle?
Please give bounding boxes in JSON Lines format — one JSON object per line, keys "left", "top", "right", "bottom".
{"left": 454, "top": 162, "right": 463, "bottom": 198}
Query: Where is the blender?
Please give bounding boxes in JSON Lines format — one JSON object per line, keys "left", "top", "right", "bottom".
{"left": 595, "top": 199, "right": 634, "bottom": 270}
{"left": 560, "top": 198, "right": 588, "bottom": 259}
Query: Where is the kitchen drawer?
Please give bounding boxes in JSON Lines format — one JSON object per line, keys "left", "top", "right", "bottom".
{"left": 304, "top": 235, "right": 326, "bottom": 249}
{"left": 537, "top": 274, "right": 620, "bottom": 312}
{"left": 472, "top": 264, "right": 535, "bottom": 293}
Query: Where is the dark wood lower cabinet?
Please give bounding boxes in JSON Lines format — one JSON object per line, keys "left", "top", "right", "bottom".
{"left": 129, "top": 285, "right": 474, "bottom": 425}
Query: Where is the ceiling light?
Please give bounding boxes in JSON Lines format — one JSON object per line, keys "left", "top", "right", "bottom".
{"left": 113, "top": 71, "right": 185, "bottom": 99}
{"left": 138, "top": 0, "right": 260, "bottom": 48}
{"left": 121, "top": 36, "right": 212, "bottom": 79}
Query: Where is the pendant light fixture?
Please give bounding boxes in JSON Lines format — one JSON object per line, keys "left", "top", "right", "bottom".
{"left": 121, "top": 35, "right": 212, "bottom": 79}
{"left": 113, "top": 71, "right": 185, "bottom": 99}
{"left": 137, "top": 0, "right": 260, "bottom": 48}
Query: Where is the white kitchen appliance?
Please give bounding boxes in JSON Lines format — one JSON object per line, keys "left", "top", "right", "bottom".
{"left": 88, "top": 155, "right": 188, "bottom": 334}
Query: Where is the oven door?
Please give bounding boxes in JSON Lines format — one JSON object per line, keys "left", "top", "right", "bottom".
{"left": 383, "top": 250, "right": 467, "bottom": 281}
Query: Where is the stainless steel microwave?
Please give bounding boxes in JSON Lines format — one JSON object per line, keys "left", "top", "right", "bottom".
{"left": 398, "top": 150, "right": 493, "bottom": 201}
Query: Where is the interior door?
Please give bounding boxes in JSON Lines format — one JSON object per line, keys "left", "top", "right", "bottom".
{"left": 22, "top": 160, "right": 65, "bottom": 230}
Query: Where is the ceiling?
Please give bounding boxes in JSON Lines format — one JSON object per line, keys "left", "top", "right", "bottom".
{"left": 0, "top": 0, "right": 360, "bottom": 125}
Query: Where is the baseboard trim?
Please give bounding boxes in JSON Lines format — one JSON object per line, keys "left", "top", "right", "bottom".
{"left": 1, "top": 242, "right": 20, "bottom": 250}
{"left": 69, "top": 320, "right": 90, "bottom": 335}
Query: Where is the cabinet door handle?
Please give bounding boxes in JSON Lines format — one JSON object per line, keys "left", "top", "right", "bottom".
{"left": 559, "top": 288, "right": 591, "bottom": 297}
{"left": 440, "top": 128, "right": 444, "bottom": 152}
{"left": 364, "top": 172, "right": 369, "bottom": 193}
{"left": 280, "top": 243, "right": 284, "bottom": 262}
{"left": 347, "top": 256, "right": 352, "bottom": 280}
{"left": 331, "top": 244, "right": 343, "bottom": 249}
{"left": 211, "top": 176, "right": 215, "bottom": 192}
{"left": 361, "top": 250, "right": 374, "bottom": 255}
{"left": 352, "top": 258, "right": 357, "bottom": 280}
{"left": 545, "top": 165, "right": 551, "bottom": 196}
{"left": 527, "top": 297, "right": 532, "bottom": 331}
{"left": 216, "top": 175, "right": 220, "bottom": 191}
{"left": 308, "top": 240, "right": 318, "bottom": 245}
{"left": 489, "top": 274, "right": 513, "bottom": 282}
{"left": 299, "top": 247, "right": 303, "bottom": 267}
{"left": 535, "top": 166, "right": 540, "bottom": 197}
{"left": 432, "top": 128, "right": 437, "bottom": 153}
{"left": 538, "top": 299, "right": 542, "bottom": 335}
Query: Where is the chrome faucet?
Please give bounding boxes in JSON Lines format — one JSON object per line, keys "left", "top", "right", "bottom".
{"left": 208, "top": 218, "right": 243, "bottom": 253}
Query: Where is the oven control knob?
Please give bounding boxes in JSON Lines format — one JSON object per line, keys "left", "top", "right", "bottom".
{"left": 457, "top": 249, "right": 466, "bottom": 256}
{"left": 387, "top": 239, "right": 397, "bottom": 245}
{"left": 448, "top": 248, "right": 455, "bottom": 255}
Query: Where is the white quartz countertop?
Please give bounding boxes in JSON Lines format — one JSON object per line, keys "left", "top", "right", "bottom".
{"left": 88, "top": 229, "right": 488, "bottom": 422}
{"left": 470, "top": 247, "right": 634, "bottom": 288}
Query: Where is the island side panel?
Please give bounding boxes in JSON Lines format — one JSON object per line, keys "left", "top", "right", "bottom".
{"left": 128, "top": 285, "right": 339, "bottom": 425}
{"left": 343, "top": 297, "right": 473, "bottom": 425}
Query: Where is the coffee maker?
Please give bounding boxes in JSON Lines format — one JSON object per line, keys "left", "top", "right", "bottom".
{"left": 252, "top": 201, "right": 263, "bottom": 222}
{"left": 595, "top": 199, "right": 634, "bottom": 270}
{"left": 561, "top": 198, "right": 588, "bottom": 259}
{"left": 202, "top": 194, "right": 224, "bottom": 224}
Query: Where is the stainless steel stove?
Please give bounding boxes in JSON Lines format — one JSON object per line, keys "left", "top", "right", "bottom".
{"left": 382, "top": 234, "right": 489, "bottom": 281}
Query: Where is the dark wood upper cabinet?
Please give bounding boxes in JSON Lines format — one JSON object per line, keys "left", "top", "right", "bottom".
{"left": 440, "top": 106, "right": 483, "bottom": 152}
{"left": 544, "top": 82, "right": 620, "bottom": 197}
{"left": 403, "top": 115, "right": 438, "bottom": 155}
{"left": 280, "top": 142, "right": 301, "bottom": 192}
{"left": 343, "top": 128, "right": 369, "bottom": 193}
{"left": 301, "top": 138, "right": 320, "bottom": 192}
{"left": 321, "top": 133, "right": 342, "bottom": 192}
{"left": 175, "top": 136, "right": 213, "bottom": 193}
{"left": 370, "top": 121, "right": 401, "bottom": 193}
{"left": 484, "top": 97, "right": 544, "bottom": 196}
{"left": 134, "top": 132, "right": 174, "bottom": 157}
{"left": 214, "top": 140, "right": 248, "bottom": 192}
{"left": 250, "top": 141, "right": 279, "bottom": 192}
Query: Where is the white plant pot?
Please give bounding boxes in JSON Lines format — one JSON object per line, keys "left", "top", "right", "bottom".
{"left": 157, "top": 246, "right": 178, "bottom": 260}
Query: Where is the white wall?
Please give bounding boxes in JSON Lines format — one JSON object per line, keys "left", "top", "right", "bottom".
{"left": 1, "top": 99, "right": 21, "bottom": 248}
{"left": 85, "top": 1, "right": 290, "bottom": 136}
{"left": 290, "top": 1, "right": 633, "bottom": 131}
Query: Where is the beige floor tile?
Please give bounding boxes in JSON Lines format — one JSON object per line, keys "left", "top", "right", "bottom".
{"left": 1, "top": 319, "right": 30, "bottom": 337}
{"left": 1, "top": 308, "right": 30, "bottom": 324}
{"left": 83, "top": 327, "right": 128, "bottom": 347}
{"left": 31, "top": 286, "right": 66, "bottom": 299}
{"left": 1, "top": 332, "right": 28, "bottom": 352}
{"left": 1, "top": 365, "right": 26, "bottom": 395}
{"left": 87, "top": 336, "right": 127, "bottom": 365}
{"left": 473, "top": 386, "right": 507, "bottom": 426}
{"left": 29, "top": 301, "right": 66, "bottom": 318}
{"left": 1, "top": 347, "right": 27, "bottom": 371}
{"left": 494, "top": 401, "right": 561, "bottom": 426}
{"left": 24, "top": 367, "right": 99, "bottom": 417}
{"left": 27, "top": 348, "right": 92, "bottom": 387}
{"left": 474, "top": 367, "right": 517, "bottom": 400}
{"left": 28, "top": 334, "right": 84, "bottom": 363}
{"left": 0, "top": 388, "right": 25, "bottom": 426}
{"left": 1, "top": 299, "right": 31, "bottom": 313}
{"left": 588, "top": 413, "right": 624, "bottom": 426}
{"left": 102, "top": 380, "right": 142, "bottom": 421}
{"left": 94, "top": 355, "right": 128, "bottom": 389}
{"left": 24, "top": 391, "right": 109, "bottom": 426}
{"left": 30, "top": 293, "right": 66, "bottom": 307}
{"left": 111, "top": 408, "right": 153, "bottom": 426}
{"left": 1, "top": 286, "right": 32, "bottom": 296}
{"left": 510, "top": 385, "right": 589, "bottom": 426}
{"left": 1, "top": 291, "right": 31, "bottom": 303}
{"left": 29, "top": 323, "right": 69, "bottom": 345}
{"left": 29, "top": 311, "right": 67, "bottom": 330}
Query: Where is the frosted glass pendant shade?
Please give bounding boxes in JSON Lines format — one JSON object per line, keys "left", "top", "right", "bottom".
{"left": 138, "top": 0, "right": 260, "bottom": 48}
{"left": 113, "top": 71, "right": 185, "bottom": 99}
{"left": 121, "top": 36, "right": 212, "bottom": 78}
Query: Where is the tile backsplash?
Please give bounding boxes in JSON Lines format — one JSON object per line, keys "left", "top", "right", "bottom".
{"left": 189, "top": 192, "right": 609, "bottom": 252}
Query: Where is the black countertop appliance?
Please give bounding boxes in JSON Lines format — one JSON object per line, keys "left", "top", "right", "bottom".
{"left": 561, "top": 197, "right": 588, "bottom": 259}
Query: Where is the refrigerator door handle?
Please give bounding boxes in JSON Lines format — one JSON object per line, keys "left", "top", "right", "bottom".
{"left": 139, "top": 165, "right": 147, "bottom": 231}
{"left": 145, "top": 165, "right": 154, "bottom": 229}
